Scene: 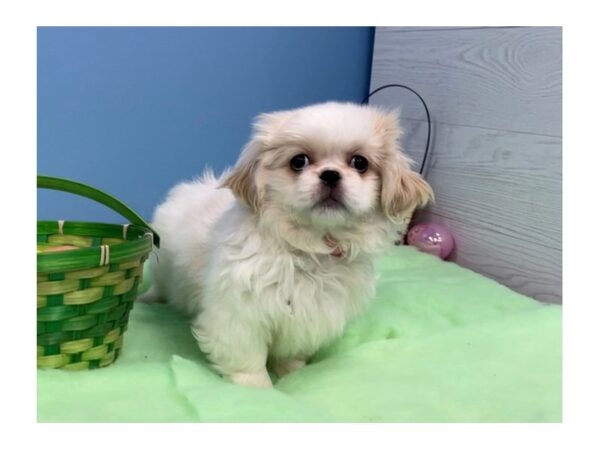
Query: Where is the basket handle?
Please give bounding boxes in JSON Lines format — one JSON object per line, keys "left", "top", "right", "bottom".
{"left": 38, "top": 175, "right": 160, "bottom": 248}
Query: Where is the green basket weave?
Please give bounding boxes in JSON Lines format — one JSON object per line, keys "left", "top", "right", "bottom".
{"left": 37, "top": 176, "right": 160, "bottom": 370}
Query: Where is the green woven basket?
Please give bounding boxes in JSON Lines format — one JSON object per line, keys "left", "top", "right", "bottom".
{"left": 37, "top": 176, "right": 160, "bottom": 370}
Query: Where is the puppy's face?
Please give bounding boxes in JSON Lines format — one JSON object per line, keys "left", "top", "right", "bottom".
{"left": 223, "top": 102, "right": 433, "bottom": 228}
{"left": 272, "top": 147, "right": 377, "bottom": 226}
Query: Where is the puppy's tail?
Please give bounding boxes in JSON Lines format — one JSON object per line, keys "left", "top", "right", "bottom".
{"left": 136, "top": 253, "right": 166, "bottom": 304}
{"left": 137, "top": 286, "right": 166, "bottom": 304}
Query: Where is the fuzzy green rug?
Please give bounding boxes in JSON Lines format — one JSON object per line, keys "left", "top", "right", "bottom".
{"left": 37, "top": 246, "right": 561, "bottom": 422}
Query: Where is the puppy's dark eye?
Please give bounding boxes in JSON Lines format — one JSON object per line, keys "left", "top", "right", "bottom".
{"left": 290, "top": 154, "right": 310, "bottom": 171}
{"left": 350, "top": 155, "right": 368, "bottom": 173}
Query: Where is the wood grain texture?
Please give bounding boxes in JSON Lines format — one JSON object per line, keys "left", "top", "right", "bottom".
{"left": 411, "top": 121, "right": 562, "bottom": 303}
{"left": 370, "top": 27, "right": 562, "bottom": 303}
{"left": 370, "top": 27, "right": 562, "bottom": 136}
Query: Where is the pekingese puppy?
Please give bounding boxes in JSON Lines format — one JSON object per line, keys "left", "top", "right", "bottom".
{"left": 142, "top": 102, "right": 433, "bottom": 388}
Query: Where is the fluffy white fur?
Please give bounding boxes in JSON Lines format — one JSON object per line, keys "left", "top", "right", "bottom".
{"left": 142, "top": 102, "right": 433, "bottom": 388}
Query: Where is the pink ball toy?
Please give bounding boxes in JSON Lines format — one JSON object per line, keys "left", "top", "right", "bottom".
{"left": 407, "top": 222, "right": 455, "bottom": 260}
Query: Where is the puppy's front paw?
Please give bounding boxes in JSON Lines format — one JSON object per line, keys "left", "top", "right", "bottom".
{"left": 229, "top": 369, "right": 273, "bottom": 388}
{"left": 273, "top": 359, "right": 306, "bottom": 378}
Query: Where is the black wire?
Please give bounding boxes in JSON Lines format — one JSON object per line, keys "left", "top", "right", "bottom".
{"left": 362, "top": 84, "right": 431, "bottom": 176}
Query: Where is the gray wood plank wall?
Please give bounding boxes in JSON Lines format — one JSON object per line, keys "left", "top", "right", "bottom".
{"left": 369, "top": 26, "right": 562, "bottom": 303}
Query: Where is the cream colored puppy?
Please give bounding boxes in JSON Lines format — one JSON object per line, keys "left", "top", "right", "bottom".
{"left": 142, "top": 102, "right": 433, "bottom": 388}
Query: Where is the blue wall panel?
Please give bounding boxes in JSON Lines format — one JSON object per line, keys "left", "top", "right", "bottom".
{"left": 38, "top": 27, "right": 374, "bottom": 222}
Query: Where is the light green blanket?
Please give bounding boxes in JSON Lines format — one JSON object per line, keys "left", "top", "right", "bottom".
{"left": 37, "top": 247, "right": 562, "bottom": 422}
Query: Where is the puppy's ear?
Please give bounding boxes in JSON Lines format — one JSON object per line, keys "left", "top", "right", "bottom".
{"left": 377, "top": 110, "right": 434, "bottom": 221}
{"left": 221, "top": 112, "right": 290, "bottom": 211}
{"left": 221, "top": 151, "right": 262, "bottom": 211}
{"left": 381, "top": 163, "right": 434, "bottom": 221}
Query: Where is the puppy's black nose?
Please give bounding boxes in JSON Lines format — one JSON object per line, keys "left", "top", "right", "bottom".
{"left": 319, "top": 170, "right": 341, "bottom": 187}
